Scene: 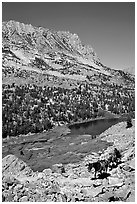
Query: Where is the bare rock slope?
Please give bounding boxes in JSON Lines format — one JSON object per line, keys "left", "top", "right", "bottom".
{"left": 2, "top": 20, "right": 134, "bottom": 88}
{"left": 2, "top": 121, "right": 135, "bottom": 202}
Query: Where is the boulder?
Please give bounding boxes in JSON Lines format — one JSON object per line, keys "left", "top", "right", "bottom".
{"left": 13, "top": 195, "right": 19, "bottom": 202}
{"left": 102, "top": 178, "right": 109, "bottom": 187}
{"left": 56, "top": 193, "right": 67, "bottom": 202}
{"left": 127, "top": 158, "right": 135, "bottom": 170}
{"left": 68, "top": 173, "right": 79, "bottom": 180}
{"left": 2, "top": 154, "right": 33, "bottom": 177}
{"left": 3, "top": 175, "right": 19, "bottom": 188}
{"left": 3, "top": 190, "right": 14, "bottom": 202}
{"left": 122, "top": 164, "right": 134, "bottom": 172}
{"left": 80, "top": 171, "right": 90, "bottom": 178}
{"left": 114, "top": 187, "right": 131, "bottom": 201}
{"left": 43, "top": 168, "right": 52, "bottom": 176}
{"left": 86, "top": 186, "right": 104, "bottom": 198}
{"left": 19, "top": 196, "right": 28, "bottom": 202}
{"left": 121, "top": 147, "right": 135, "bottom": 162}
{"left": 108, "top": 177, "right": 124, "bottom": 187}
{"left": 126, "top": 190, "right": 135, "bottom": 202}
{"left": 37, "top": 172, "right": 45, "bottom": 179}
{"left": 52, "top": 163, "right": 65, "bottom": 174}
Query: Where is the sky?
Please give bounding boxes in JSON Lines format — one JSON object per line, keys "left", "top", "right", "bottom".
{"left": 2, "top": 2, "right": 135, "bottom": 70}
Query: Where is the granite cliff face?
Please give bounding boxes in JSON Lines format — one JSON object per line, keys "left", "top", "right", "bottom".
{"left": 2, "top": 20, "right": 99, "bottom": 61}
{"left": 2, "top": 20, "right": 134, "bottom": 88}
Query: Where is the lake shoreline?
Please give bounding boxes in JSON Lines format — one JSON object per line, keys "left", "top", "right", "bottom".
{"left": 67, "top": 116, "right": 120, "bottom": 128}
{"left": 2, "top": 112, "right": 129, "bottom": 143}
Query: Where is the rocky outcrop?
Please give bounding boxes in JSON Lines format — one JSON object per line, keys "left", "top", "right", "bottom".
{"left": 2, "top": 154, "right": 33, "bottom": 178}
{"left": 2, "top": 121, "right": 135, "bottom": 202}
{"left": 2, "top": 20, "right": 99, "bottom": 63}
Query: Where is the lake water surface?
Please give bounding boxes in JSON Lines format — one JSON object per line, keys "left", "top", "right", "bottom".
{"left": 68, "top": 117, "right": 124, "bottom": 137}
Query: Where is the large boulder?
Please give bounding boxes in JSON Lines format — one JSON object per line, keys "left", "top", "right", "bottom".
{"left": 52, "top": 163, "right": 65, "bottom": 174}
{"left": 108, "top": 177, "right": 124, "bottom": 187}
{"left": 121, "top": 147, "right": 135, "bottom": 162}
{"left": 2, "top": 154, "right": 33, "bottom": 177}
{"left": 127, "top": 158, "right": 135, "bottom": 170}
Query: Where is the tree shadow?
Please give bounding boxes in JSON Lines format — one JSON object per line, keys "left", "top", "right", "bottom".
{"left": 98, "top": 172, "right": 111, "bottom": 179}
{"left": 91, "top": 177, "right": 98, "bottom": 180}
{"left": 91, "top": 172, "right": 111, "bottom": 180}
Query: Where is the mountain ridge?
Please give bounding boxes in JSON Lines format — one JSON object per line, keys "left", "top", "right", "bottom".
{"left": 3, "top": 20, "right": 134, "bottom": 75}
{"left": 2, "top": 20, "right": 100, "bottom": 63}
{"left": 2, "top": 20, "right": 135, "bottom": 90}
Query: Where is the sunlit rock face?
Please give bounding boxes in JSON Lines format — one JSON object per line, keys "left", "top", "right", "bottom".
{"left": 2, "top": 20, "right": 134, "bottom": 89}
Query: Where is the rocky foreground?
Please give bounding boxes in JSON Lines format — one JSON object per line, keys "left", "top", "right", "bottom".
{"left": 2, "top": 121, "right": 135, "bottom": 202}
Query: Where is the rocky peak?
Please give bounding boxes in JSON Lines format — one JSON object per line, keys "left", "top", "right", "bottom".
{"left": 2, "top": 20, "right": 35, "bottom": 35}
{"left": 2, "top": 20, "right": 135, "bottom": 90}
{"left": 57, "top": 30, "right": 99, "bottom": 62}
{"left": 2, "top": 20, "right": 100, "bottom": 64}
